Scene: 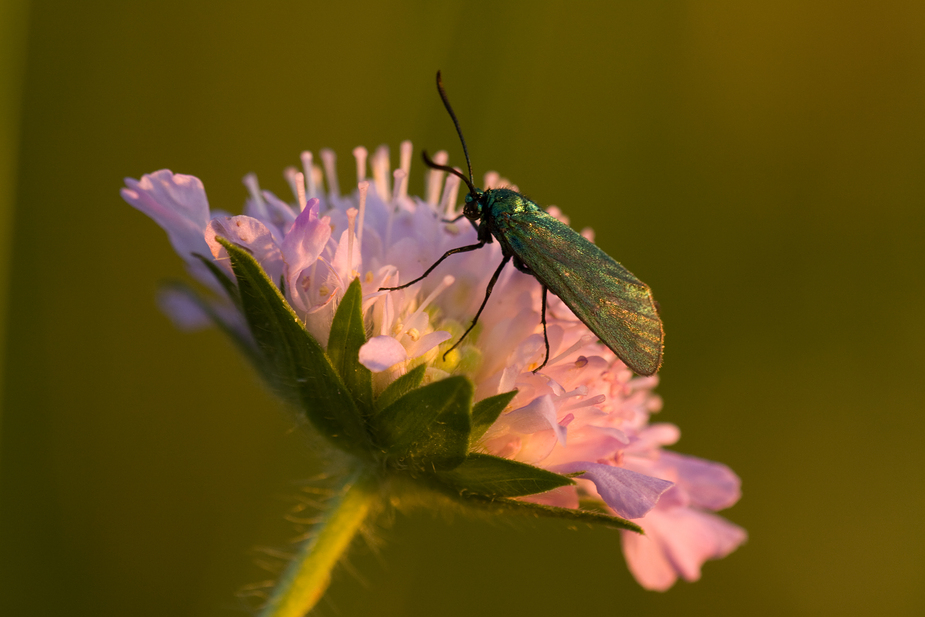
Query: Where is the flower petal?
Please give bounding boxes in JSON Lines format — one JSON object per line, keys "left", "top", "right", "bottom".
{"left": 554, "top": 461, "right": 673, "bottom": 519}
{"left": 205, "top": 215, "right": 284, "bottom": 282}
{"left": 405, "top": 330, "right": 452, "bottom": 360}
{"left": 621, "top": 507, "right": 747, "bottom": 590}
{"left": 358, "top": 335, "right": 408, "bottom": 372}
{"left": 121, "top": 170, "right": 211, "bottom": 261}
{"left": 499, "top": 395, "right": 567, "bottom": 446}
{"left": 281, "top": 198, "right": 331, "bottom": 277}
{"left": 659, "top": 451, "right": 743, "bottom": 511}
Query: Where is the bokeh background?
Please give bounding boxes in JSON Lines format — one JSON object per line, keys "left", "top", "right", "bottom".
{"left": 2, "top": 1, "right": 924, "bottom": 615}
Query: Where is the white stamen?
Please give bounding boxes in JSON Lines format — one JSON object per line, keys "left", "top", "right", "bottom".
{"left": 391, "top": 169, "right": 406, "bottom": 204}
{"left": 320, "top": 148, "right": 339, "bottom": 198}
{"left": 426, "top": 150, "right": 449, "bottom": 205}
{"left": 284, "top": 166, "right": 300, "bottom": 200}
{"left": 357, "top": 181, "right": 368, "bottom": 249}
{"left": 379, "top": 286, "right": 394, "bottom": 336}
{"left": 243, "top": 173, "right": 268, "bottom": 218}
{"left": 441, "top": 172, "right": 462, "bottom": 218}
{"left": 353, "top": 146, "right": 368, "bottom": 183}
{"left": 398, "top": 140, "right": 413, "bottom": 200}
{"left": 554, "top": 385, "right": 589, "bottom": 403}
{"left": 300, "top": 151, "right": 317, "bottom": 199}
{"left": 371, "top": 145, "right": 390, "bottom": 201}
{"left": 345, "top": 208, "right": 357, "bottom": 279}
{"left": 562, "top": 394, "right": 607, "bottom": 412}
{"left": 396, "top": 275, "right": 455, "bottom": 339}
{"left": 284, "top": 168, "right": 308, "bottom": 211}
{"left": 312, "top": 166, "right": 324, "bottom": 201}
{"left": 484, "top": 171, "right": 500, "bottom": 190}
{"left": 546, "top": 334, "right": 596, "bottom": 367}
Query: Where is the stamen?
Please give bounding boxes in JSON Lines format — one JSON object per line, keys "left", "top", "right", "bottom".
{"left": 284, "top": 168, "right": 307, "bottom": 212}
{"left": 345, "top": 208, "right": 358, "bottom": 279}
{"left": 391, "top": 169, "right": 406, "bottom": 204}
{"left": 398, "top": 140, "right": 412, "bottom": 200}
{"left": 353, "top": 146, "right": 368, "bottom": 183}
{"left": 558, "top": 385, "right": 590, "bottom": 401}
{"left": 546, "top": 334, "right": 596, "bottom": 367}
{"left": 312, "top": 166, "right": 324, "bottom": 202}
{"left": 396, "top": 274, "right": 454, "bottom": 339}
{"left": 356, "top": 181, "right": 368, "bottom": 249}
{"left": 562, "top": 394, "right": 607, "bottom": 412}
{"left": 319, "top": 148, "right": 340, "bottom": 198}
{"left": 284, "top": 166, "right": 300, "bottom": 200}
{"left": 484, "top": 171, "right": 500, "bottom": 190}
{"left": 426, "top": 150, "right": 449, "bottom": 206}
{"left": 300, "top": 151, "right": 317, "bottom": 199}
{"left": 371, "top": 145, "right": 390, "bottom": 201}
{"left": 243, "top": 173, "right": 268, "bottom": 218}
{"left": 440, "top": 172, "right": 461, "bottom": 218}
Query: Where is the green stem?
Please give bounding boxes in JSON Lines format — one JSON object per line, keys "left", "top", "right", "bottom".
{"left": 260, "top": 469, "right": 379, "bottom": 617}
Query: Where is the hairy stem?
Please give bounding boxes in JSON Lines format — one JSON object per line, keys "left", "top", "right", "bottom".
{"left": 260, "top": 470, "right": 379, "bottom": 617}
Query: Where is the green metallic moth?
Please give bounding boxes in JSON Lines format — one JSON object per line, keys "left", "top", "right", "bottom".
{"left": 382, "top": 72, "right": 664, "bottom": 376}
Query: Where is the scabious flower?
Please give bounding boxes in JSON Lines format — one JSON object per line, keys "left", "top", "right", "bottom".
{"left": 122, "top": 141, "right": 745, "bottom": 610}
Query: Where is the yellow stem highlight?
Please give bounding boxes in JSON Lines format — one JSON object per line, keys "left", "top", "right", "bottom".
{"left": 259, "top": 470, "right": 379, "bottom": 617}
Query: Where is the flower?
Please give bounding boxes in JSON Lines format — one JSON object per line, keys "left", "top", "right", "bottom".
{"left": 122, "top": 141, "right": 745, "bottom": 591}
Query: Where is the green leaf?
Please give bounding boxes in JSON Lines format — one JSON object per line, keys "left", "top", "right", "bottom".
{"left": 458, "top": 494, "right": 643, "bottom": 533}
{"left": 436, "top": 453, "right": 574, "bottom": 498}
{"left": 216, "top": 237, "right": 370, "bottom": 457}
{"left": 326, "top": 278, "right": 372, "bottom": 411}
{"left": 192, "top": 252, "right": 240, "bottom": 306}
{"left": 470, "top": 390, "right": 517, "bottom": 444}
{"left": 375, "top": 363, "right": 427, "bottom": 412}
{"left": 373, "top": 376, "right": 472, "bottom": 471}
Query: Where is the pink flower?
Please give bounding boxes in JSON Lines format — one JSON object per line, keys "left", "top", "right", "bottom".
{"left": 122, "top": 141, "right": 745, "bottom": 589}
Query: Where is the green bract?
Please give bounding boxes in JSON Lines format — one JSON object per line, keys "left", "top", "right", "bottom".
{"left": 215, "top": 236, "right": 641, "bottom": 533}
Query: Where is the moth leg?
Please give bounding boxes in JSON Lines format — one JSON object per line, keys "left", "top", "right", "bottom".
{"left": 512, "top": 255, "right": 531, "bottom": 274}
{"left": 441, "top": 213, "right": 466, "bottom": 224}
{"left": 532, "top": 285, "right": 551, "bottom": 373}
{"left": 380, "top": 241, "right": 486, "bottom": 291}
{"left": 442, "top": 255, "right": 512, "bottom": 361}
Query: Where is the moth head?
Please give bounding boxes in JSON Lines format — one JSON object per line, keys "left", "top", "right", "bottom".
{"left": 463, "top": 189, "right": 485, "bottom": 222}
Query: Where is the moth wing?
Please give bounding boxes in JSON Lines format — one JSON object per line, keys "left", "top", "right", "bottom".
{"left": 502, "top": 212, "right": 664, "bottom": 376}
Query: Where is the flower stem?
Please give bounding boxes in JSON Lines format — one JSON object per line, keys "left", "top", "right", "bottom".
{"left": 259, "top": 469, "right": 379, "bottom": 617}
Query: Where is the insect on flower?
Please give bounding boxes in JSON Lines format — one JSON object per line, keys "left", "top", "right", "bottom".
{"left": 382, "top": 72, "right": 665, "bottom": 375}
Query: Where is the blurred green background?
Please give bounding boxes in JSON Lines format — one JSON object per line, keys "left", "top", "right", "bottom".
{"left": 2, "top": 1, "right": 924, "bottom": 615}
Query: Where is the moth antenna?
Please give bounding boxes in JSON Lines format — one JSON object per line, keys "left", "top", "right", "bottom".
{"left": 422, "top": 150, "right": 477, "bottom": 195}
{"left": 435, "top": 71, "right": 476, "bottom": 192}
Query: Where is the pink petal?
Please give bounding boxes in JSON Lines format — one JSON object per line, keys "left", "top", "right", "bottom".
{"left": 281, "top": 198, "right": 331, "bottom": 275}
{"left": 156, "top": 287, "right": 211, "bottom": 330}
{"left": 540, "top": 425, "right": 627, "bottom": 466}
{"left": 121, "top": 170, "right": 211, "bottom": 260}
{"left": 660, "top": 451, "right": 743, "bottom": 511}
{"left": 205, "top": 216, "right": 284, "bottom": 282}
{"left": 621, "top": 507, "right": 747, "bottom": 590}
{"left": 502, "top": 395, "right": 567, "bottom": 446}
{"left": 358, "top": 336, "right": 407, "bottom": 372}
{"left": 405, "top": 330, "right": 452, "bottom": 359}
{"left": 554, "top": 461, "right": 673, "bottom": 519}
